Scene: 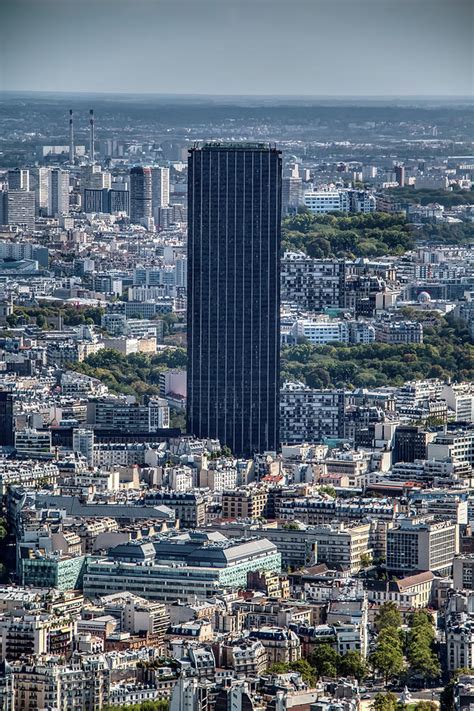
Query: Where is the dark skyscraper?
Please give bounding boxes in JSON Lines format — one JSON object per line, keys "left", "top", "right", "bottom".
{"left": 0, "top": 391, "right": 14, "bottom": 447}
{"left": 187, "top": 143, "right": 282, "bottom": 457}
{"left": 130, "top": 166, "right": 152, "bottom": 225}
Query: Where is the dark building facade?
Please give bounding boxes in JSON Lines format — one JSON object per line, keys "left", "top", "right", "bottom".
{"left": 393, "top": 425, "right": 430, "bottom": 464}
{"left": 83, "top": 188, "right": 130, "bottom": 215}
{"left": 187, "top": 143, "right": 282, "bottom": 457}
{"left": 0, "top": 391, "right": 14, "bottom": 447}
{"left": 129, "top": 166, "right": 152, "bottom": 225}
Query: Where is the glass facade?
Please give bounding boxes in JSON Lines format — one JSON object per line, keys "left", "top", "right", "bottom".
{"left": 0, "top": 392, "right": 14, "bottom": 447}
{"left": 187, "top": 144, "right": 282, "bottom": 457}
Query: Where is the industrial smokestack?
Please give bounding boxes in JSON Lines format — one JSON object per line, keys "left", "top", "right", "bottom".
{"left": 69, "top": 109, "right": 75, "bottom": 164}
{"left": 89, "top": 109, "right": 95, "bottom": 163}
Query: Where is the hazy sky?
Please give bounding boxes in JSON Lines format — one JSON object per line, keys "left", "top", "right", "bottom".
{"left": 0, "top": 0, "right": 472, "bottom": 96}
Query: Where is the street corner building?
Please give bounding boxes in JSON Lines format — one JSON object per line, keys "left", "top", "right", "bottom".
{"left": 187, "top": 142, "right": 282, "bottom": 458}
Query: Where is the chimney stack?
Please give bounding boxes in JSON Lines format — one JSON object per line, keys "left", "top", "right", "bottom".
{"left": 69, "top": 109, "right": 75, "bottom": 164}
{"left": 89, "top": 109, "right": 95, "bottom": 163}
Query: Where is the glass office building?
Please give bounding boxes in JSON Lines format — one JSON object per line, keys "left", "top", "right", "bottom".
{"left": 187, "top": 143, "right": 281, "bottom": 457}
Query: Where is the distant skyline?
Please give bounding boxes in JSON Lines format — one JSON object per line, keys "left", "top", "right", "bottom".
{"left": 0, "top": 0, "right": 472, "bottom": 97}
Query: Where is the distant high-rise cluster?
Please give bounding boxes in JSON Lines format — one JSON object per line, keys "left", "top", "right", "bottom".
{"left": 129, "top": 165, "right": 170, "bottom": 228}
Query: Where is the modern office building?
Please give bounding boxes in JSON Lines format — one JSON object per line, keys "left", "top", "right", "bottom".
{"left": 83, "top": 532, "right": 281, "bottom": 602}
{"left": 130, "top": 166, "right": 152, "bottom": 225}
{"left": 7, "top": 169, "right": 29, "bottom": 191}
{"left": 30, "top": 167, "right": 50, "bottom": 213}
{"left": 72, "top": 428, "right": 94, "bottom": 465}
{"left": 282, "top": 175, "right": 303, "bottom": 214}
{"left": 427, "top": 430, "right": 474, "bottom": 467}
{"left": 151, "top": 166, "right": 170, "bottom": 224}
{"left": 0, "top": 241, "right": 48, "bottom": 268}
{"left": 392, "top": 425, "right": 433, "bottom": 464}
{"left": 187, "top": 142, "right": 282, "bottom": 457}
{"left": 86, "top": 397, "right": 169, "bottom": 432}
{"left": 83, "top": 188, "right": 130, "bottom": 215}
{"left": 386, "top": 516, "right": 457, "bottom": 575}
{"left": 48, "top": 169, "right": 69, "bottom": 217}
{"left": 394, "top": 164, "right": 405, "bottom": 187}
{"left": 0, "top": 392, "right": 14, "bottom": 447}
{"left": 14, "top": 429, "right": 52, "bottom": 458}
{"left": 0, "top": 191, "right": 35, "bottom": 230}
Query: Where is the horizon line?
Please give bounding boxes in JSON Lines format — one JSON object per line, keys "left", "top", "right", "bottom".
{"left": 0, "top": 90, "right": 472, "bottom": 102}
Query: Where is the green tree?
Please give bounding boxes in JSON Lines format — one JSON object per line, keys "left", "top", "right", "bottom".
{"left": 169, "top": 410, "right": 186, "bottom": 430}
{"left": 267, "top": 662, "right": 288, "bottom": 675}
{"left": 370, "top": 628, "right": 404, "bottom": 683}
{"left": 360, "top": 552, "right": 373, "bottom": 569}
{"left": 375, "top": 602, "right": 402, "bottom": 633}
{"left": 319, "top": 485, "right": 337, "bottom": 498}
{"left": 406, "top": 610, "right": 440, "bottom": 682}
{"left": 372, "top": 692, "right": 398, "bottom": 711}
{"left": 103, "top": 701, "right": 169, "bottom": 711}
{"left": 414, "top": 702, "right": 437, "bottom": 711}
{"left": 370, "top": 642, "right": 404, "bottom": 684}
{"left": 338, "top": 650, "right": 368, "bottom": 681}
{"left": 439, "top": 668, "right": 474, "bottom": 711}
{"left": 310, "top": 643, "right": 341, "bottom": 679}
{"left": 5, "top": 314, "right": 18, "bottom": 327}
{"left": 267, "top": 659, "right": 315, "bottom": 685}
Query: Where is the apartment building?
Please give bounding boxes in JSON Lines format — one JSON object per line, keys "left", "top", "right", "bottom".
{"left": 386, "top": 516, "right": 457, "bottom": 575}
{"left": 280, "top": 383, "right": 345, "bottom": 444}
{"left": 281, "top": 252, "right": 345, "bottom": 311}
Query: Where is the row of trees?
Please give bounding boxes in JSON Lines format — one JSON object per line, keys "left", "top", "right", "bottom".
{"left": 7, "top": 304, "right": 104, "bottom": 328}
{"left": 390, "top": 185, "right": 474, "bottom": 208}
{"left": 281, "top": 315, "right": 473, "bottom": 389}
{"left": 267, "top": 605, "right": 440, "bottom": 695}
{"left": 268, "top": 646, "right": 368, "bottom": 686}
{"left": 281, "top": 211, "right": 414, "bottom": 259}
{"left": 370, "top": 604, "right": 440, "bottom": 686}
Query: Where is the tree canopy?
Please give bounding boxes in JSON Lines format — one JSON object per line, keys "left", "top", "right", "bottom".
{"left": 281, "top": 315, "right": 473, "bottom": 389}
{"left": 71, "top": 348, "right": 186, "bottom": 401}
{"left": 282, "top": 211, "right": 413, "bottom": 259}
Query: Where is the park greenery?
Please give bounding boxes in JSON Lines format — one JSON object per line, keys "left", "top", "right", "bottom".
{"left": 281, "top": 314, "right": 473, "bottom": 389}
{"left": 71, "top": 348, "right": 187, "bottom": 400}
{"left": 6, "top": 303, "right": 105, "bottom": 328}
{"left": 69, "top": 316, "right": 473, "bottom": 403}
{"left": 268, "top": 659, "right": 316, "bottom": 685}
{"left": 371, "top": 693, "right": 399, "bottom": 711}
{"left": 282, "top": 211, "right": 413, "bottom": 258}
{"left": 281, "top": 208, "right": 473, "bottom": 260}
{"left": 390, "top": 185, "right": 474, "bottom": 208}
